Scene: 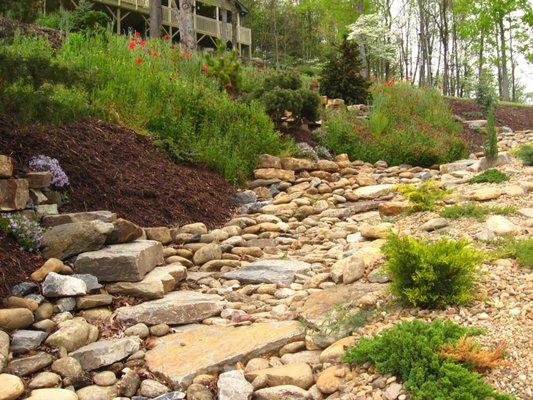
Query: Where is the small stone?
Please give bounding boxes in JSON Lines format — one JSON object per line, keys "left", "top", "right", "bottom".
{"left": 140, "top": 379, "right": 169, "bottom": 398}
{"left": 316, "top": 366, "right": 345, "bottom": 394}
{"left": 384, "top": 382, "right": 403, "bottom": 400}
{"left": 486, "top": 215, "right": 520, "bottom": 235}
{"left": 254, "top": 385, "right": 309, "bottom": 400}
{"left": 145, "top": 227, "right": 173, "bottom": 245}
{"left": 69, "top": 337, "right": 141, "bottom": 371}
{"left": 419, "top": 218, "right": 448, "bottom": 232}
{"left": 217, "top": 370, "right": 253, "bottom": 400}
{"left": 469, "top": 187, "right": 502, "bottom": 201}
{"left": 51, "top": 357, "right": 83, "bottom": 379}
{"left": 76, "top": 384, "right": 118, "bottom": 400}
{"left": 28, "top": 372, "right": 62, "bottom": 389}
{"left": 0, "top": 308, "right": 34, "bottom": 331}
{"left": 45, "top": 317, "right": 98, "bottom": 352}
{"left": 117, "top": 370, "right": 140, "bottom": 397}
{"left": 186, "top": 383, "right": 213, "bottom": 400}
{"left": 244, "top": 363, "right": 314, "bottom": 390}
{"left": 10, "top": 281, "right": 39, "bottom": 296}
{"left": 93, "top": 371, "right": 117, "bottom": 386}
{"left": 7, "top": 352, "right": 54, "bottom": 376}
{"left": 125, "top": 323, "right": 150, "bottom": 338}
{"left": 32, "top": 258, "right": 65, "bottom": 282}
{"left": 26, "top": 388, "right": 78, "bottom": 400}
{"left": 10, "top": 330, "right": 48, "bottom": 355}
{"left": 0, "top": 373, "right": 24, "bottom": 400}
{"left": 150, "top": 324, "right": 170, "bottom": 337}
{"left": 42, "top": 272, "right": 87, "bottom": 297}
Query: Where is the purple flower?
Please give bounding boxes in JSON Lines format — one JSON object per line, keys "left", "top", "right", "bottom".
{"left": 29, "top": 155, "right": 69, "bottom": 189}
{"left": 0, "top": 213, "right": 43, "bottom": 252}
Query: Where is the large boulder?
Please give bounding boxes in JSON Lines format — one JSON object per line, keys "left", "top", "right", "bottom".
{"left": 42, "top": 220, "right": 114, "bottom": 260}
{"left": 74, "top": 240, "right": 163, "bottom": 282}
{"left": 42, "top": 211, "right": 117, "bottom": 228}
{"left": 222, "top": 259, "right": 312, "bottom": 286}
{"left": 42, "top": 272, "right": 87, "bottom": 297}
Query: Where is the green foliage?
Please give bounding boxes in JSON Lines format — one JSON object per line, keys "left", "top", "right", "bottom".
{"left": 37, "top": 0, "right": 110, "bottom": 33}
{"left": 319, "top": 37, "right": 370, "bottom": 105}
{"left": 262, "top": 87, "right": 303, "bottom": 121}
{"left": 203, "top": 41, "right": 243, "bottom": 93}
{"left": 515, "top": 143, "right": 533, "bottom": 166}
{"left": 322, "top": 83, "right": 466, "bottom": 167}
{"left": 343, "top": 320, "right": 512, "bottom": 400}
{"left": 440, "top": 203, "right": 517, "bottom": 221}
{"left": 475, "top": 70, "right": 498, "bottom": 113}
{"left": 298, "top": 88, "right": 321, "bottom": 121}
{"left": 0, "top": 33, "right": 294, "bottom": 184}
{"left": 484, "top": 105, "right": 498, "bottom": 162}
{"left": 397, "top": 181, "right": 448, "bottom": 212}
{"left": 492, "top": 237, "right": 533, "bottom": 268}
{"left": 468, "top": 169, "right": 509, "bottom": 184}
{"left": 383, "top": 234, "right": 483, "bottom": 308}
{"left": 0, "top": 0, "right": 41, "bottom": 22}
{"left": 263, "top": 70, "right": 303, "bottom": 91}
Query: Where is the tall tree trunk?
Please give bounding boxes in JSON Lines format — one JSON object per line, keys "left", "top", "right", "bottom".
{"left": 149, "top": 0, "right": 162, "bottom": 38}
{"left": 230, "top": 2, "right": 239, "bottom": 53}
{"left": 417, "top": 0, "right": 427, "bottom": 87}
{"left": 178, "top": 0, "right": 195, "bottom": 51}
{"left": 356, "top": 0, "right": 368, "bottom": 77}
{"left": 497, "top": 16, "right": 510, "bottom": 101}
{"left": 271, "top": 0, "right": 279, "bottom": 65}
{"left": 477, "top": 33, "right": 484, "bottom": 77}
{"left": 508, "top": 20, "right": 516, "bottom": 101}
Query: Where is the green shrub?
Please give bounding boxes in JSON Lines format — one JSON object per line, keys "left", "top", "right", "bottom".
{"left": 492, "top": 237, "right": 533, "bottom": 268}
{"left": 322, "top": 83, "right": 466, "bottom": 167}
{"left": 319, "top": 37, "right": 369, "bottom": 105}
{"left": 298, "top": 88, "right": 321, "bottom": 121}
{"left": 397, "top": 181, "right": 448, "bottom": 212}
{"left": 383, "top": 234, "right": 483, "bottom": 308}
{"left": 262, "top": 88, "right": 303, "bottom": 122}
{"left": 0, "top": 33, "right": 294, "bottom": 184}
{"left": 263, "top": 69, "right": 302, "bottom": 91}
{"left": 343, "top": 320, "right": 512, "bottom": 400}
{"left": 440, "top": 203, "right": 516, "bottom": 221}
{"left": 204, "top": 41, "right": 243, "bottom": 94}
{"left": 515, "top": 143, "right": 533, "bottom": 166}
{"left": 468, "top": 169, "right": 509, "bottom": 184}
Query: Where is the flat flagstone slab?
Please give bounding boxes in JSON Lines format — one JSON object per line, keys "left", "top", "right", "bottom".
{"left": 299, "top": 282, "right": 387, "bottom": 328}
{"left": 145, "top": 321, "right": 305, "bottom": 388}
{"left": 222, "top": 259, "right": 312, "bottom": 285}
{"left": 114, "top": 291, "right": 225, "bottom": 326}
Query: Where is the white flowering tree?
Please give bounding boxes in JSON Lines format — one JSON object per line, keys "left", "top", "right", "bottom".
{"left": 347, "top": 13, "right": 397, "bottom": 79}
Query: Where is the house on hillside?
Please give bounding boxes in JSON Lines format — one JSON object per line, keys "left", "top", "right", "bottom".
{"left": 52, "top": 0, "right": 252, "bottom": 56}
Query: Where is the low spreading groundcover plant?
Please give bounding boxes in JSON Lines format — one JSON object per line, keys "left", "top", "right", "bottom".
{"left": 322, "top": 82, "right": 467, "bottom": 166}
{"left": 0, "top": 32, "right": 295, "bottom": 184}
{"left": 342, "top": 320, "right": 513, "bottom": 400}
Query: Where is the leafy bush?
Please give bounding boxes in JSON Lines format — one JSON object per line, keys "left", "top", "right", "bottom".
{"left": 203, "top": 41, "right": 243, "bottom": 94}
{"left": 397, "top": 181, "right": 448, "bottom": 212}
{"left": 322, "top": 83, "right": 466, "bottom": 166}
{"left": 440, "top": 203, "right": 516, "bottom": 221}
{"left": 468, "top": 169, "right": 509, "bottom": 184}
{"left": 0, "top": 214, "right": 44, "bottom": 252}
{"left": 263, "top": 70, "right": 302, "bottom": 91}
{"left": 0, "top": 33, "right": 294, "bottom": 184}
{"left": 262, "top": 88, "right": 303, "bottom": 122}
{"left": 298, "top": 88, "right": 321, "bottom": 121}
{"left": 515, "top": 143, "right": 533, "bottom": 166}
{"left": 319, "top": 37, "right": 370, "bottom": 105}
{"left": 343, "top": 320, "right": 512, "bottom": 400}
{"left": 492, "top": 237, "right": 533, "bottom": 268}
{"left": 37, "top": 0, "right": 110, "bottom": 33}
{"left": 383, "top": 234, "right": 483, "bottom": 308}
{"left": 28, "top": 155, "right": 70, "bottom": 189}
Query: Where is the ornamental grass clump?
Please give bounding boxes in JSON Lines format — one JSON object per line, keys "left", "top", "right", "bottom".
{"left": 397, "top": 181, "right": 448, "bottom": 212}
{"left": 0, "top": 213, "right": 43, "bottom": 252}
{"left": 28, "top": 155, "right": 69, "bottom": 188}
{"left": 342, "top": 320, "right": 513, "bottom": 400}
{"left": 383, "top": 234, "right": 483, "bottom": 308}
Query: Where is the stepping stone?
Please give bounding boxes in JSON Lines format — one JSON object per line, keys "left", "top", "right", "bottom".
{"left": 42, "top": 211, "right": 117, "bottom": 227}
{"left": 352, "top": 184, "right": 395, "bottom": 200}
{"left": 69, "top": 337, "right": 141, "bottom": 371}
{"left": 106, "top": 264, "right": 186, "bottom": 299}
{"left": 114, "top": 291, "right": 225, "bottom": 326}
{"left": 145, "top": 321, "right": 305, "bottom": 387}
{"left": 299, "top": 282, "right": 387, "bottom": 328}
{"left": 222, "top": 259, "right": 312, "bottom": 286}
{"left": 74, "top": 240, "right": 164, "bottom": 282}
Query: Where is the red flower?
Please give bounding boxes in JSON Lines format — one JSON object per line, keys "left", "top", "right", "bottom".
{"left": 128, "top": 40, "right": 136, "bottom": 50}
{"left": 162, "top": 34, "right": 171, "bottom": 41}
{"left": 200, "top": 64, "right": 209, "bottom": 73}
{"left": 134, "top": 31, "right": 141, "bottom": 37}
{"left": 139, "top": 39, "right": 146, "bottom": 47}
{"left": 135, "top": 57, "right": 143, "bottom": 64}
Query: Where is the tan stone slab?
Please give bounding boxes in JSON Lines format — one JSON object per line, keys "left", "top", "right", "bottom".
{"left": 145, "top": 321, "right": 305, "bottom": 388}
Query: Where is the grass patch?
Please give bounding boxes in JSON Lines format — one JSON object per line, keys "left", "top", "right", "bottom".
{"left": 0, "top": 32, "right": 295, "bottom": 184}
{"left": 514, "top": 143, "right": 533, "bottom": 166}
{"left": 322, "top": 82, "right": 467, "bottom": 167}
{"left": 343, "top": 319, "right": 513, "bottom": 400}
{"left": 384, "top": 234, "right": 483, "bottom": 308}
{"left": 492, "top": 236, "right": 533, "bottom": 268}
{"left": 440, "top": 203, "right": 517, "bottom": 221}
{"left": 468, "top": 169, "right": 509, "bottom": 184}
{"left": 397, "top": 181, "right": 449, "bottom": 212}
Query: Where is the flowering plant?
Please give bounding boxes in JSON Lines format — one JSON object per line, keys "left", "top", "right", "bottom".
{"left": 28, "top": 155, "right": 69, "bottom": 189}
{"left": 0, "top": 213, "right": 44, "bottom": 252}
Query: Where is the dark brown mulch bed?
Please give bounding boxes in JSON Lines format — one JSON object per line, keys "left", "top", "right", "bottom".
{"left": 0, "top": 233, "right": 43, "bottom": 298}
{"left": 0, "top": 17, "right": 63, "bottom": 48}
{"left": 0, "top": 118, "right": 236, "bottom": 228}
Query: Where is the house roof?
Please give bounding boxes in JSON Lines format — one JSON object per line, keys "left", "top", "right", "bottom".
{"left": 235, "top": 0, "right": 249, "bottom": 16}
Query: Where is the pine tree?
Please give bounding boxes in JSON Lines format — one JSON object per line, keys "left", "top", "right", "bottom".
{"left": 319, "top": 37, "right": 370, "bottom": 105}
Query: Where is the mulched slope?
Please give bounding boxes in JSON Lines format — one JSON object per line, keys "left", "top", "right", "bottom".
{"left": 0, "top": 118, "right": 236, "bottom": 228}
{"left": 0, "top": 17, "right": 62, "bottom": 48}
{"left": 0, "top": 232, "right": 43, "bottom": 298}
{"left": 448, "top": 98, "right": 533, "bottom": 131}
